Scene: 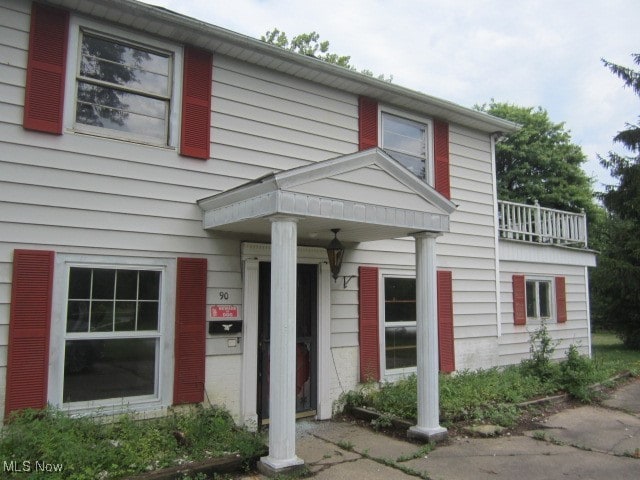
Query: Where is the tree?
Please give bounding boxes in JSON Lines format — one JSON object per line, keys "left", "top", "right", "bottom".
{"left": 261, "top": 28, "right": 392, "bottom": 82}
{"left": 476, "top": 101, "right": 596, "bottom": 218}
{"left": 590, "top": 54, "right": 640, "bottom": 349}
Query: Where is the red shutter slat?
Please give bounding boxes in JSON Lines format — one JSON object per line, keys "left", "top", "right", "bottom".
{"left": 434, "top": 120, "right": 450, "bottom": 199}
{"left": 512, "top": 275, "right": 526, "bottom": 325}
{"left": 556, "top": 276, "right": 567, "bottom": 323}
{"left": 5, "top": 250, "right": 54, "bottom": 417}
{"left": 174, "top": 257, "right": 207, "bottom": 405}
{"left": 358, "top": 97, "right": 378, "bottom": 151}
{"left": 437, "top": 270, "right": 455, "bottom": 373}
{"left": 23, "top": 3, "right": 69, "bottom": 134}
{"left": 181, "top": 47, "right": 212, "bottom": 159}
{"left": 358, "top": 266, "right": 380, "bottom": 382}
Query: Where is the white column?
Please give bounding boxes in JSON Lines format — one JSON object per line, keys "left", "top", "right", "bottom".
{"left": 259, "top": 217, "right": 304, "bottom": 474}
{"left": 409, "top": 232, "right": 448, "bottom": 442}
{"left": 316, "top": 261, "right": 332, "bottom": 420}
{"left": 241, "top": 258, "right": 259, "bottom": 430}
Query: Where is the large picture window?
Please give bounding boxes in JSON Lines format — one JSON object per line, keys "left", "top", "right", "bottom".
{"left": 75, "top": 31, "right": 172, "bottom": 144}
{"left": 383, "top": 276, "right": 417, "bottom": 372}
{"left": 63, "top": 267, "right": 162, "bottom": 404}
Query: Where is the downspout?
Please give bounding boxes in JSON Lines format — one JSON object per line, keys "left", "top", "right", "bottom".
{"left": 491, "top": 133, "right": 503, "bottom": 338}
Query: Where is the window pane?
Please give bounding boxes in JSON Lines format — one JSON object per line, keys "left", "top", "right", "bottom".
{"left": 80, "top": 35, "right": 169, "bottom": 96}
{"left": 383, "top": 115, "right": 425, "bottom": 156}
{"left": 67, "top": 300, "right": 90, "bottom": 332}
{"left": 63, "top": 338, "right": 156, "bottom": 402}
{"left": 92, "top": 269, "right": 115, "bottom": 299}
{"left": 385, "top": 277, "right": 415, "bottom": 301}
{"left": 114, "top": 301, "right": 136, "bottom": 331}
{"left": 526, "top": 280, "right": 536, "bottom": 318}
{"left": 385, "top": 326, "right": 417, "bottom": 370}
{"left": 68, "top": 267, "right": 91, "bottom": 299}
{"left": 539, "top": 282, "right": 551, "bottom": 317}
{"left": 139, "top": 271, "right": 160, "bottom": 300}
{"left": 116, "top": 270, "right": 138, "bottom": 300}
{"left": 76, "top": 82, "right": 167, "bottom": 140}
{"left": 385, "top": 277, "right": 416, "bottom": 323}
{"left": 137, "top": 302, "right": 159, "bottom": 331}
{"left": 90, "top": 301, "right": 113, "bottom": 332}
{"left": 386, "top": 150, "right": 426, "bottom": 179}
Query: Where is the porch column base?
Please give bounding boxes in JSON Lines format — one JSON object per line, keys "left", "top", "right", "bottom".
{"left": 408, "top": 425, "right": 448, "bottom": 443}
{"left": 258, "top": 456, "right": 305, "bottom": 477}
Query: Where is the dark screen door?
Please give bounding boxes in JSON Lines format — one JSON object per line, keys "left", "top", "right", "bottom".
{"left": 257, "top": 262, "right": 317, "bottom": 423}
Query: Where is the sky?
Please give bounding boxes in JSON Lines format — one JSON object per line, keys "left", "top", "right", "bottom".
{"left": 144, "top": 0, "right": 639, "bottom": 192}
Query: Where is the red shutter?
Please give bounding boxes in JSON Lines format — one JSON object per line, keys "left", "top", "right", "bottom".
{"left": 437, "top": 270, "right": 455, "bottom": 373}
{"left": 358, "top": 266, "right": 380, "bottom": 382}
{"left": 512, "top": 275, "right": 526, "bottom": 325}
{"left": 23, "top": 3, "right": 69, "bottom": 134}
{"left": 434, "top": 120, "right": 451, "bottom": 199}
{"left": 174, "top": 257, "right": 207, "bottom": 405}
{"left": 358, "top": 97, "right": 378, "bottom": 151}
{"left": 556, "top": 276, "right": 567, "bottom": 323}
{"left": 5, "top": 250, "right": 54, "bottom": 418}
{"left": 180, "top": 47, "right": 212, "bottom": 159}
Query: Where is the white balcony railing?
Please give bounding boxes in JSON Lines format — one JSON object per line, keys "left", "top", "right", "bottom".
{"left": 498, "top": 200, "right": 588, "bottom": 248}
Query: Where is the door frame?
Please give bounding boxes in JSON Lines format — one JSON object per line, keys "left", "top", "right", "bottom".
{"left": 240, "top": 242, "right": 331, "bottom": 429}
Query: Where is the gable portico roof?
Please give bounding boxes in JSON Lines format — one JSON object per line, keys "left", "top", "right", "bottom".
{"left": 43, "top": 0, "right": 519, "bottom": 135}
{"left": 198, "top": 148, "right": 456, "bottom": 245}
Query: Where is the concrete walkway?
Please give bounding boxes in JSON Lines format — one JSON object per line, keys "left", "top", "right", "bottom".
{"left": 240, "top": 378, "right": 640, "bottom": 479}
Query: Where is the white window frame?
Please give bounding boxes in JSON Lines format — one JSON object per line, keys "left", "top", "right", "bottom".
{"left": 49, "top": 254, "right": 176, "bottom": 416}
{"left": 64, "top": 14, "right": 183, "bottom": 148}
{"left": 379, "top": 269, "right": 418, "bottom": 381}
{"left": 525, "top": 276, "right": 555, "bottom": 323}
{"left": 380, "top": 106, "right": 435, "bottom": 186}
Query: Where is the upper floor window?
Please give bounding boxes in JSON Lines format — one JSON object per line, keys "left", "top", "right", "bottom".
{"left": 75, "top": 32, "right": 173, "bottom": 144}
{"left": 382, "top": 113, "right": 429, "bottom": 180}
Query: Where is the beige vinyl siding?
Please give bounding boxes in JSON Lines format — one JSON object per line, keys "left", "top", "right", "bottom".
{"left": 212, "top": 55, "right": 358, "bottom": 168}
{"left": 0, "top": 0, "right": 362, "bottom": 416}
{"left": 326, "top": 124, "right": 500, "bottom": 369}
{"left": 499, "top": 257, "right": 590, "bottom": 366}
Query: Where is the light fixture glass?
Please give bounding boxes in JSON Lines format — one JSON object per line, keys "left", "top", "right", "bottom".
{"left": 326, "top": 228, "right": 344, "bottom": 281}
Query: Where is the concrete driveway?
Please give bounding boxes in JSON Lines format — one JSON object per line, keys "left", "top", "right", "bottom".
{"left": 240, "top": 378, "right": 640, "bottom": 479}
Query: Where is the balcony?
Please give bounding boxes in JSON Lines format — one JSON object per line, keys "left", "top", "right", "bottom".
{"left": 498, "top": 200, "right": 588, "bottom": 248}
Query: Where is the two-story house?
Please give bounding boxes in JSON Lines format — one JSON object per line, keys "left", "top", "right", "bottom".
{"left": 0, "top": 0, "right": 596, "bottom": 474}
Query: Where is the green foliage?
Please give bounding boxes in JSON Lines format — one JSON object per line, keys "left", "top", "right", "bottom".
{"left": 592, "top": 53, "right": 640, "bottom": 350}
{"left": 520, "top": 321, "right": 560, "bottom": 385}
{"left": 475, "top": 100, "right": 597, "bottom": 221}
{"left": 338, "top": 333, "right": 638, "bottom": 431}
{"left": 0, "top": 406, "right": 265, "bottom": 479}
{"left": 261, "top": 28, "right": 392, "bottom": 82}
{"left": 560, "top": 345, "right": 597, "bottom": 402}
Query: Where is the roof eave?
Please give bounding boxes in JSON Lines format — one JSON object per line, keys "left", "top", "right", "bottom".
{"left": 43, "top": 0, "right": 519, "bottom": 134}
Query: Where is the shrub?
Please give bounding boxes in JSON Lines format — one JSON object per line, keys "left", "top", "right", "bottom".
{"left": 559, "top": 344, "right": 597, "bottom": 402}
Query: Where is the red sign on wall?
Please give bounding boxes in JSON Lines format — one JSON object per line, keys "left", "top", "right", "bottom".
{"left": 208, "top": 305, "right": 240, "bottom": 319}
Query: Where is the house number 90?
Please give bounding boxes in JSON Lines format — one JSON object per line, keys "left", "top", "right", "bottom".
{"left": 219, "top": 291, "right": 229, "bottom": 300}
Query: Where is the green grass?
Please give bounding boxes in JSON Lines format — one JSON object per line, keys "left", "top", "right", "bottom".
{"left": 340, "top": 333, "right": 640, "bottom": 429}
{"left": 591, "top": 332, "right": 640, "bottom": 378}
{"left": 0, "top": 405, "right": 266, "bottom": 479}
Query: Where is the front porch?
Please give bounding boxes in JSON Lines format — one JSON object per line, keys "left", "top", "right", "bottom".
{"left": 198, "top": 149, "right": 455, "bottom": 475}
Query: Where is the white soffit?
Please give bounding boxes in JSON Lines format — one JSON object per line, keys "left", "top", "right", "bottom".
{"left": 197, "top": 149, "right": 456, "bottom": 243}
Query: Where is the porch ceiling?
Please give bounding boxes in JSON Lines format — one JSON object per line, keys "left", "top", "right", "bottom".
{"left": 197, "top": 149, "right": 456, "bottom": 246}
